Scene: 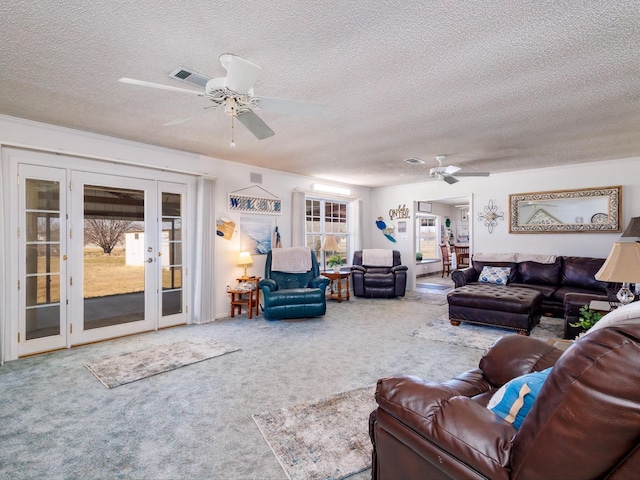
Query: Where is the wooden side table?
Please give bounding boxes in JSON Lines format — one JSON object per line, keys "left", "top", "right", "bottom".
{"left": 323, "top": 271, "right": 350, "bottom": 303}
{"left": 229, "top": 288, "right": 256, "bottom": 319}
{"left": 236, "top": 276, "right": 261, "bottom": 317}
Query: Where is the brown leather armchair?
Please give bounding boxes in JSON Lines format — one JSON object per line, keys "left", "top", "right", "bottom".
{"left": 370, "top": 318, "right": 640, "bottom": 479}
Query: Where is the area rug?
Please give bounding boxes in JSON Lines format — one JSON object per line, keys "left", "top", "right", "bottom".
{"left": 411, "top": 314, "right": 564, "bottom": 350}
{"left": 403, "top": 290, "right": 449, "bottom": 306}
{"left": 85, "top": 339, "right": 239, "bottom": 388}
{"left": 253, "top": 385, "right": 376, "bottom": 480}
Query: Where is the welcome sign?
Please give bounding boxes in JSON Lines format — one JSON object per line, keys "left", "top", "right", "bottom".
{"left": 229, "top": 193, "right": 282, "bottom": 215}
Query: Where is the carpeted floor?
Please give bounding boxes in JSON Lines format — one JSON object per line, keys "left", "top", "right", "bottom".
{"left": 0, "top": 288, "right": 566, "bottom": 479}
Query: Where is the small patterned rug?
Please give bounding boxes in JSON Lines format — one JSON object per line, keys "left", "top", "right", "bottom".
{"left": 412, "top": 314, "right": 565, "bottom": 350}
{"left": 403, "top": 290, "right": 450, "bottom": 306}
{"left": 85, "top": 339, "right": 239, "bottom": 388}
{"left": 253, "top": 385, "right": 376, "bottom": 480}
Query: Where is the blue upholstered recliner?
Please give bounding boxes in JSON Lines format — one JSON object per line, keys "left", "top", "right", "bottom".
{"left": 258, "top": 247, "right": 330, "bottom": 320}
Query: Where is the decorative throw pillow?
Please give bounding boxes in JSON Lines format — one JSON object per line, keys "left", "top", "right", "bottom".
{"left": 487, "top": 367, "right": 552, "bottom": 429}
{"left": 479, "top": 266, "right": 511, "bottom": 285}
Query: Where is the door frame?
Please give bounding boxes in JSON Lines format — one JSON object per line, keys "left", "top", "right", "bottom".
{"left": 3, "top": 147, "right": 197, "bottom": 360}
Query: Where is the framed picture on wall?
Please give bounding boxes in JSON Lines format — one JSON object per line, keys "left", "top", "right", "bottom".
{"left": 398, "top": 221, "right": 407, "bottom": 233}
{"left": 417, "top": 201, "right": 432, "bottom": 213}
{"left": 456, "top": 225, "right": 470, "bottom": 244}
{"left": 240, "top": 216, "right": 273, "bottom": 254}
{"left": 461, "top": 209, "right": 469, "bottom": 222}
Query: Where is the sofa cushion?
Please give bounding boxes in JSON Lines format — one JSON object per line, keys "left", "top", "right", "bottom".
{"left": 518, "top": 258, "right": 561, "bottom": 286}
{"left": 561, "top": 256, "right": 606, "bottom": 292}
{"left": 509, "top": 283, "right": 558, "bottom": 299}
{"left": 479, "top": 266, "right": 511, "bottom": 285}
{"left": 473, "top": 260, "right": 518, "bottom": 283}
{"left": 487, "top": 367, "right": 552, "bottom": 429}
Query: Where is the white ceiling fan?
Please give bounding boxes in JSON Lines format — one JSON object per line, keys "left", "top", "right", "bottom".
{"left": 119, "top": 54, "right": 326, "bottom": 143}
{"left": 427, "top": 155, "right": 491, "bottom": 184}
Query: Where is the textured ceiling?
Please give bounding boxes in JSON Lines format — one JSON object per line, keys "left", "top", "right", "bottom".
{"left": 0, "top": 1, "right": 638, "bottom": 187}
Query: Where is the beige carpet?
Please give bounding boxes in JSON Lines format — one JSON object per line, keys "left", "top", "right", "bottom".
{"left": 253, "top": 386, "right": 377, "bottom": 480}
{"left": 412, "top": 314, "right": 564, "bottom": 350}
{"left": 84, "top": 339, "right": 239, "bottom": 388}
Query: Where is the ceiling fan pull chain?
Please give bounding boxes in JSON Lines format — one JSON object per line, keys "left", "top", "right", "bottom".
{"left": 230, "top": 115, "right": 236, "bottom": 148}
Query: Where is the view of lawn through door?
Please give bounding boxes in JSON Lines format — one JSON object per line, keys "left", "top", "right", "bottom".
{"left": 83, "top": 185, "right": 146, "bottom": 330}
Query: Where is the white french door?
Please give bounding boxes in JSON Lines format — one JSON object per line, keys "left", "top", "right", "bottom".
{"left": 17, "top": 164, "right": 68, "bottom": 356}
{"left": 14, "top": 152, "right": 189, "bottom": 357}
{"left": 69, "top": 171, "right": 158, "bottom": 345}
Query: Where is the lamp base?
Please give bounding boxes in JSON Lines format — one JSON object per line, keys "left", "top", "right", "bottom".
{"left": 617, "top": 282, "right": 635, "bottom": 305}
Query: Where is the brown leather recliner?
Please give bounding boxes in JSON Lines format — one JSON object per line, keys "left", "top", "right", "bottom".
{"left": 370, "top": 317, "right": 640, "bottom": 479}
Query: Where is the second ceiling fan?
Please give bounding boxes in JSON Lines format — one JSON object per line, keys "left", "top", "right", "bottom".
{"left": 427, "top": 156, "right": 491, "bottom": 184}
{"left": 119, "top": 54, "right": 326, "bottom": 142}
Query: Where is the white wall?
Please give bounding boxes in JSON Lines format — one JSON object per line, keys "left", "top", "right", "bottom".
{"left": 210, "top": 163, "right": 371, "bottom": 318}
{"left": 370, "top": 157, "right": 640, "bottom": 289}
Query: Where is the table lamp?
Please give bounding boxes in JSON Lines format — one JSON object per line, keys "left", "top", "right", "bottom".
{"left": 237, "top": 251, "right": 254, "bottom": 277}
{"left": 320, "top": 235, "right": 340, "bottom": 271}
{"left": 621, "top": 217, "right": 640, "bottom": 241}
{"left": 595, "top": 242, "right": 640, "bottom": 305}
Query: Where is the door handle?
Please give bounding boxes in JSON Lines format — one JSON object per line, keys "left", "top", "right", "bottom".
{"left": 147, "top": 258, "right": 153, "bottom": 263}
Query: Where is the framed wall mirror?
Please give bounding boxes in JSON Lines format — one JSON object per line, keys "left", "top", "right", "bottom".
{"left": 509, "top": 186, "right": 622, "bottom": 233}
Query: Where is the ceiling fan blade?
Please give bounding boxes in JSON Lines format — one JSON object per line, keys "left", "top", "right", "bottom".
{"left": 444, "top": 165, "right": 461, "bottom": 175}
{"left": 162, "top": 108, "right": 217, "bottom": 126}
{"left": 119, "top": 78, "right": 204, "bottom": 96}
{"left": 443, "top": 176, "right": 459, "bottom": 185}
{"left": 453, "top": 171, "right": 491, "bottom": 177}
{"left": 221, "top": 54, "right": 262, "bottom": 95}
{"left": 236, "top": 110, "right": 275, "bottom": 139}
{"left": 255, "top": 97, "right": 327, "bottom": 118}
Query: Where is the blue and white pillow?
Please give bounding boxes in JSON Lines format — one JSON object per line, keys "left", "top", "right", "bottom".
{"left": 487, "top": 367, "right": 552, "bottom": 429}
{"left": 479, "top": 266, "right": 511, "bottom": 284}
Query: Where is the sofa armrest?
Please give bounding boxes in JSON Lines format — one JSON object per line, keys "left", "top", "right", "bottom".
{"left": 350, "top": 265, "right": 366, "bottom": 274}
{"left": 479, "top": 335, "right": 562, "bottom": 387}
{"left": 258, "top": 278, "right": 278, "bottom": 293}
{"left": 310, "top": 275, "right": 330, "bottom": 289}
{"left": 375, "top": 376, "right": 514, "bottom": 479}
{"left": 390, "top": 265, "right": 408, "bottom": 273}
{"left": 451, "top": 267, "right": 477, "bottom": 287}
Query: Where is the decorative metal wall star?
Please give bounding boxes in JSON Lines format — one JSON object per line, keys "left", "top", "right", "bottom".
{"left": 478, "top": 199, "right": 504, "bottom": 233}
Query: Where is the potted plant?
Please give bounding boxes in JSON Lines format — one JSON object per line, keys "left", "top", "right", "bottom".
{"left": 327, "top": 254, "right": 344, "bottom": 273}
{"left": 416, "top": 252, "right": 423, "bottom": 262}
{"left": 570, "top": 304, "right": 604, "bottom": 332}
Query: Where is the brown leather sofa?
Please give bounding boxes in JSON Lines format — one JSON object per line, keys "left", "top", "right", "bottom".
{"left": 370, "top": 316, "right": 640, "bottom": 479}
{"left": 452, "top": 255, "right": 608, "bottom": 318}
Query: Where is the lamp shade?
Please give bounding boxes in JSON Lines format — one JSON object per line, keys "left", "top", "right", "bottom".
{"left": 621, "top": 217, "right": 640, "bottom": 238}
{"left": 595, "top": 242, "right": 640, "bottom": 283}
{"left": 237, "top": 251, "right": 253, "bottom": 266}
{"left": 320, "top": 235, "right": 340, "bottom": 252}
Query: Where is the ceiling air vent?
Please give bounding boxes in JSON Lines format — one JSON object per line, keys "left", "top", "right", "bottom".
{"left": 169, "top": 67, "right": 210, "bottom": 88}
{"left": 404, "top": 157, "right": 425, "bottom": 165}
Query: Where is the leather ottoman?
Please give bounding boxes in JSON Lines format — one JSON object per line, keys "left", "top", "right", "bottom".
{"left": 447, "top": 284, "right": 544, "bottom": 335}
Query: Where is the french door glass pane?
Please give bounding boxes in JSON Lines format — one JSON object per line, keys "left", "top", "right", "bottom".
{"left": 83, "top": 185, "right": 145, "bottom": 330}
{"left": 25, "top": 179, "right": 61, "bottom": 340}
{"left": 161, "top": 192, "right": 182, "bottom": 317}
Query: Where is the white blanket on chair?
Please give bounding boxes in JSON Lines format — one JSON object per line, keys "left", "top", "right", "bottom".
{"left": 362, "top": 249, "right": 393, "bottom": 267}
{"left": 271, "top": 247, "right": 312, "bottom": 273}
